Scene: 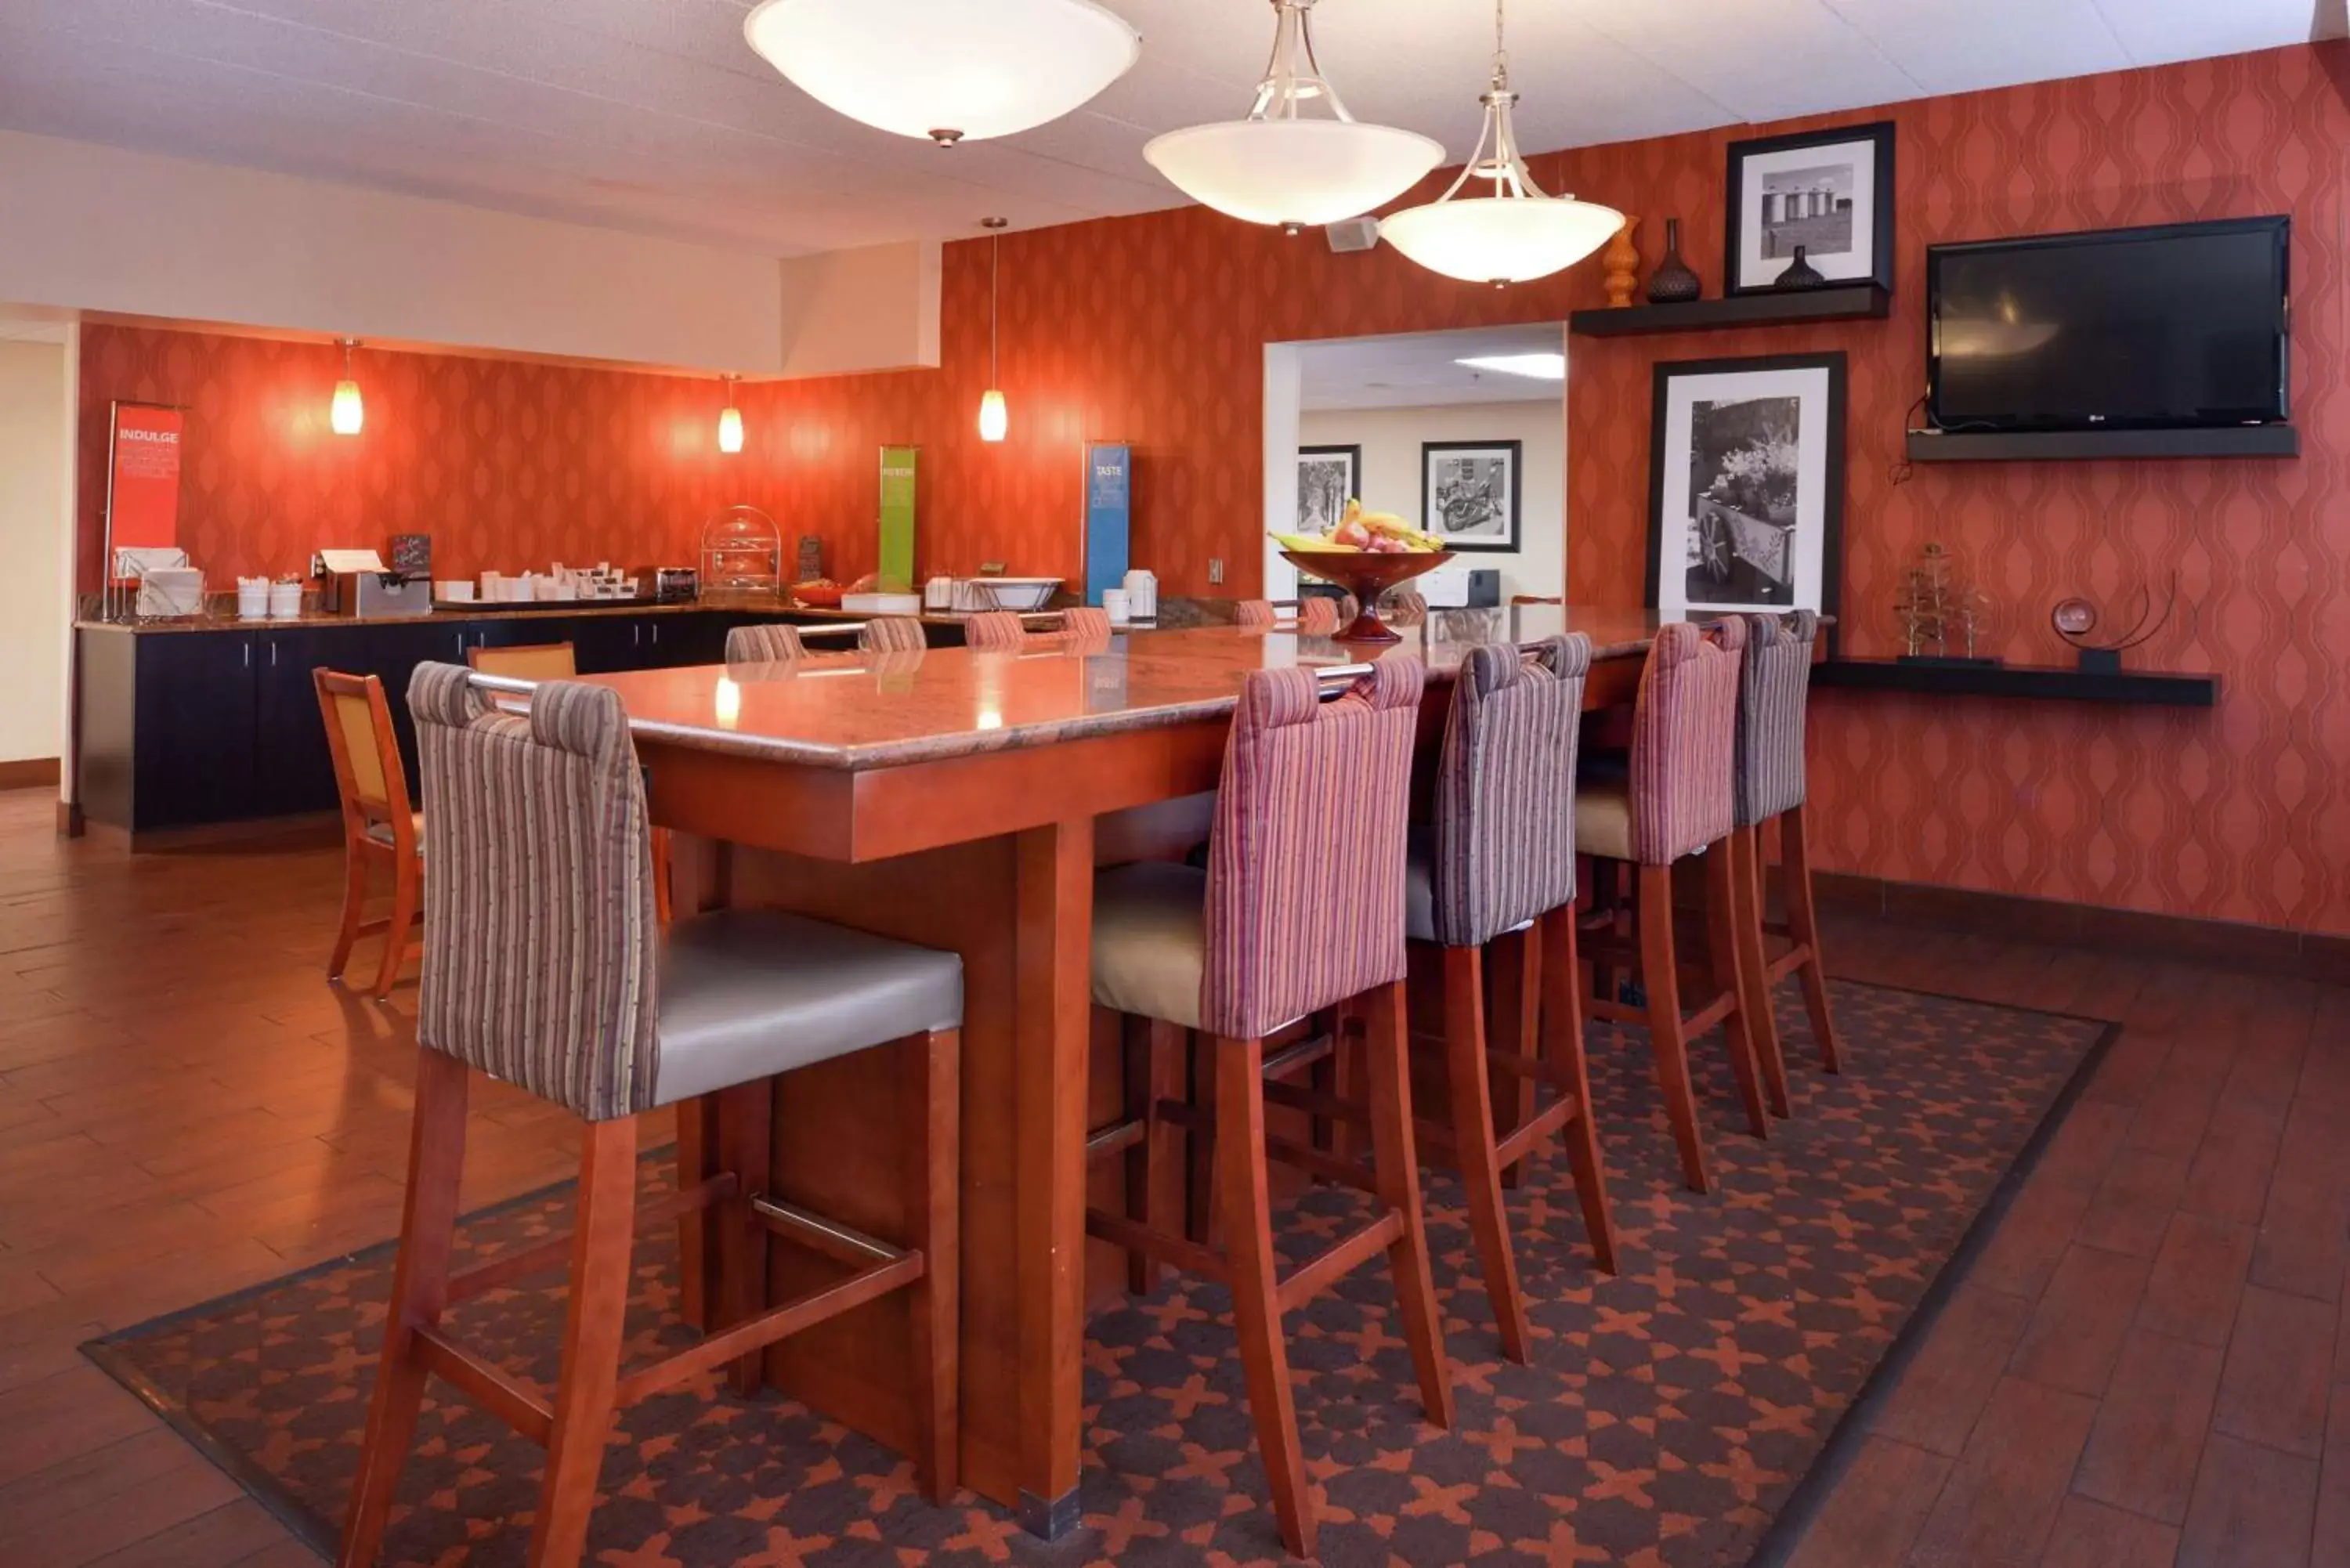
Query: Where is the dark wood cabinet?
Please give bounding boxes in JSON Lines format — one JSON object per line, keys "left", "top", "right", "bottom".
{"left": 75, "top": 607, "right": 941, "bottom": 839}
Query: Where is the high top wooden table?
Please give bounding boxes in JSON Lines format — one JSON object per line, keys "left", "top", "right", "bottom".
{"left": 559, "top": 608, "right": 1676, "bottom": 1537}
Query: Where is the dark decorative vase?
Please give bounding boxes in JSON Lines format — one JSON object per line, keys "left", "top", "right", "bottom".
{"left": 1773, "top": 244, "right": 1827, "bottom": 291}
{"left": 1645, "top": 219, "right": 1701, "bottom": 304}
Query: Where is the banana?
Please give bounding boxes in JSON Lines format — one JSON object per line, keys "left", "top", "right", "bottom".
{"left": 1271, "top": 532, "right": 1358, "bottom": 552}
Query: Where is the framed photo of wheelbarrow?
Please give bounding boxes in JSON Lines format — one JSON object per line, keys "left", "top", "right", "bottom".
{"left": 1646, "top": 352, "right": 1845, "bottom": 652}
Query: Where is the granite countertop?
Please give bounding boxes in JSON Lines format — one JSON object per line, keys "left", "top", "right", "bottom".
{"left": 71, "top": 592, "right": 988, "bottom": 634}
{"left": 487, "top": 608, "right": 1673, "bottom": 772}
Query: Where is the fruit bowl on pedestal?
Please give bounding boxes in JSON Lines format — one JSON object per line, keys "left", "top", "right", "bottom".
{"left": 1281, "top": 549, "right": 1454, "bottom": 645}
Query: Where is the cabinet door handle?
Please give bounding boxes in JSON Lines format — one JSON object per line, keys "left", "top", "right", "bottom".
{"left": 456, "top": 634, "right": 466, "bottom": 658}
{"left": 244, "top": 642, "right": 251, "bottom": 668}
{"left": 650, "top": 624, "right": 660, "bottom": 645}
{"left": 271, "top": 642, "right": 279, "bottom": 667}
{"left": 633, "top": 625, "right": 641, "bottom": 648}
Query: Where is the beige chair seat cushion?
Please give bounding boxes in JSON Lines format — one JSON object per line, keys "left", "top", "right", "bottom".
{"left": 651, "top": 909, "right": 963, "bottom": 1107}
{"left": 365, "top": 812, "right": 425, "bottom": 853}
{"left": 1092, "top": 861, "right": 1207, "bottom": 1031}
{"left": 1574, "top": 780, "right": 1636, "bottom": 863}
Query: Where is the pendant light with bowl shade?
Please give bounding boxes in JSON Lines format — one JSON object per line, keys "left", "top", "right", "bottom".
{"left": 1144, "top": 0, "right": 1443, "bottom": 233}
{"left": 978, "top": 219, "right": 1010, "bottom": 443}
{"left": 330, "top": 338, "right": 364, "bottom": 436}
{"left": 717, "top": 375, "right": 745, "bottom": 454}
{"left": 1379, "top": 0, "right": 1624, "bottom": 287}
{"left": 742, "top": 0, "right": 1141, "bottom": 146}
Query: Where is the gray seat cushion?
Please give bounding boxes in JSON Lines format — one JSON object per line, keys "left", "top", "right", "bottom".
{"left": 1091, "top": 861, "right": 1207, "bottom": 1031}
{"left": 1405, "top": 825, "right": 1437, "bottom": 945}
{"left": 651, "top": 909, "right": 963, "bottom": 1107}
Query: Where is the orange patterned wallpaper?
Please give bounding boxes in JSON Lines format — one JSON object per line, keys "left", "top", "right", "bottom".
{"left": 74, "top": 43, "right": 2350, "bottom": 934}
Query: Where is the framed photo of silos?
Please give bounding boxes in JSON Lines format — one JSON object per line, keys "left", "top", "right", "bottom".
{"left": 1723, "top": 121, "right": 1894, "bottom": 295}
{"left": 1646, "top": 352, "right": 1845, "bottom": 653}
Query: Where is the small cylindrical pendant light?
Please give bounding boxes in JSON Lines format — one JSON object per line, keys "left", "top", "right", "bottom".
{"left": 718, "top": 374, "right": 745, "bottom": 454}
{"left": 978, "top": 219, "right": 1009, "bottom": 443}
{"left": 331, "top": 338, "right": 364, "bottom": 436}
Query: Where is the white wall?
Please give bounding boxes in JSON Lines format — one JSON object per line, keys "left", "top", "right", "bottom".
{"left": 0, "top": 336, "right": 69, "bottom": 766}
{"left": 1297, "top": 398, "right": 1566, "bottom": 602}
{"left": 0, "top": 129, "right": 938, "bottom": 378}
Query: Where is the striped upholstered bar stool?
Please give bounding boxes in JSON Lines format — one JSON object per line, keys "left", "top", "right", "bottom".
{"left": 725, "top": 621, "right": 808, "bottom": 664}
{"left": 963, "top": 609, "right": 1028, "bottom": 649}
{"left": 1235, "top": 598, "right": 1278, "bottom": 627}
{"left": 859, "top": 616, "right": 927, "bottom": 653}
{"left": 1574, "top": 620, "right": 1770, "bottom": 1194}
{"left": 1730, "top": 611, "right": 1841, "bottom": 1096}
{"left": 1407, "top": 635, "right": 1618, "bottom": 1362}
{"left": 1083, "top": 661, "right": 1452, "bottom": 1558}
{"left": 1295, "top": 596, "right": 1343, "bottom": 634}
{"left": 340, "top": 667, "right": 964, "bottom": 1568}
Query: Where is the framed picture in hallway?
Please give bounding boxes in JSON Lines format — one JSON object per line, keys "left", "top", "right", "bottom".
{"left": 1422, "top": 440, "right": 1521, "bottom": 551}
{"left": 1296, "top": 445, "right": 1360, "bottom": 534}
{"left": 1724, "top": 121, "right": 1894, "bottom": 294}
{"left": 1647, "top": 352, "right": 1845, "bottom": 650}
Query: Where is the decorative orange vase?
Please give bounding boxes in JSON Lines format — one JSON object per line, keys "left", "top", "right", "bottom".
{"left": 1603, "top": 217, "right": 1641, "bottom": 309}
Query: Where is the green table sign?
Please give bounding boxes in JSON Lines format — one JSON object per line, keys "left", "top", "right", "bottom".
{"left": 878, "top": 445, "right": 918, "bottom": 591}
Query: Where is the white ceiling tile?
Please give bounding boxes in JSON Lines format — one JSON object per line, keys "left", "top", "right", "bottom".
{"left": 0, "top": 0, "right": 2321, "bottom": 258}
{"left": 1820, "top": 0, "right": 2131, "bottom": 96}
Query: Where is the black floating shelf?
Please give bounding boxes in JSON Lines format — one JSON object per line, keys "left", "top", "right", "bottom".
{"left": 1569, "top": 283, "right": 1890, "bottom": 338}
{"left": 1904, "top": 425, "right": 2299, "bottom": 462}
{"left": 1814, "top": 658, "right": 2218, "bottom": 707}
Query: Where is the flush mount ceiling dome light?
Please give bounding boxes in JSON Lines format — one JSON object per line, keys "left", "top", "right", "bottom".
{"left": 743, "top": 0, "right": 1141, "bottom": 146}
{"left": 1380, "top": 0, "right": 1623, "bottom": 287}
{"left": 1144, "top": 0, "right": 1443, "bottom": 233}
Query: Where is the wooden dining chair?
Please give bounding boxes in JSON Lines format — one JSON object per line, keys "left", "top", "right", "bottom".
{"left": 466, "top": 641, "right": 578, "bottom": 681}
{"left": 859, "top": 616, "right": 928, "bottom": 653}
{"left": 1729, "top": 610, "right": 1840, "bottom": 1101}
{"left": 340, "top": 667, "right": 964, "bottom": 1568}
{"left": 963, "top": 609, "right": 1029, "bottom": 649}
{"left": 314, "top": 670, "right": 424, "bottom": 999}
{"left": 465, "top": 640, "right": 673, "bottom": 926}
{"left": 725, "top": 622, "right": 808, "bottom": 664}
{"left": 1574, "top": 620, "right": 1770, "bottom": 1194}
{"left": 1084, "top": 661, "right": 1452, "bottom": 1559}
{"left": 1406, "top": 634, "right": 1617, "bottom": 1362}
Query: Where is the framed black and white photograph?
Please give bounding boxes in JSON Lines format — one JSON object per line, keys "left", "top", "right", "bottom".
{"left": 1421, "top": 440, "right": 1521, "bottom": 552}
{"left": 1724, "top": 121, "right": 1893, "bottom": 295}
{"left": 1647, "top": 353, "right": 1845, "bottom": 646}
{"left": 1296, "top": 445, "right": 1360, "bottom": 534}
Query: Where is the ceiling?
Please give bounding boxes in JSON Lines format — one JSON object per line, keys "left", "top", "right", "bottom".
{"left": 1299, "top": 324, "right": 1565, "bottom": 411}
{"left": 0, "top": 0, "right": 2337, "bottom": 258}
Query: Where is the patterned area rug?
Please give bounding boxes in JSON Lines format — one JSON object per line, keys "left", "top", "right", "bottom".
{"left": 88, "top": 981, "right": 2109, "bottom": 1567}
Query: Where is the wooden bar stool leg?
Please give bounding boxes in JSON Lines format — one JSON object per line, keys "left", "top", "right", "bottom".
{"left": 1489, "top": 923, "right": 1538, "bottom": 1190}
{"left": 1123, "top": 1017, "right": 1183, "bottom": 1295}
{"left": 1213, "top": 1034, "right": 1315, "bottom": 1560}
{"left": 1542, "top": 906, "right": 1618, "bottom": 1274}
{"left": 1442, "top": 945, "right": 1531, "bottom": 1363}
{"left": 1731, "top": 826, "right": 1792, "bottom": 1118}
{"left": 1701, "top": 841, "right": 1772, "bottom": 1139}
{"left": 1363, "top": 979, "right": 1455, "bottom": 1429}
{"left": 674, "top": 1097, "right": 720, "bottom": 1332}
{"left": 339, "top": 1048, "right": 470, "bottom": 1568}
{"left": 371, "top": 859, "right": 419, "bottom": 999}
{"left": 904, "top": 1026, "right": 960, "bottom": 1503}
{"left": 329, "top": 846, "right": 371, "bottom": 981}
{"left": 713, "top": 1082, "right": 772, "bottom": 1396}
{"left": 1782, "top": 804, "right": 1845, "bottom": 1072}
{"left": 1188, "top": 1031, "right": 1218, "bottom": 1248}
{"left": 1636, "top": 862, "right": 1712, "bottom": 1194}
{"left": 525, "top": 1115, "right": 638, "bottom": 1568}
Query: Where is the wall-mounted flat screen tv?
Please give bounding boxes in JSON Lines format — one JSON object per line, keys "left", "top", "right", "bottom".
{"left": 1926, "top": 216, "right": 2290, "bottom": 432}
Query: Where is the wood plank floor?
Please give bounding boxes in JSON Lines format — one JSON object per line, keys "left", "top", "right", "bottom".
{"left": 0, "top": 786, "right": 2343, "bottom": 1566}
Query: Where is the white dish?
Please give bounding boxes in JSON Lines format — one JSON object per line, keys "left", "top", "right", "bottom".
{"left": 842, "top": 592, "right": 924, "bottom": 616}
{"left": 962, "top": 576, "right": 1061, "bottom": 612}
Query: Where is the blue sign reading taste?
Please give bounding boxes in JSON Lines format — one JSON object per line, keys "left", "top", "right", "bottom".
{"left": 1083, "top": 442, "right": 1130, "bottom": 607}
